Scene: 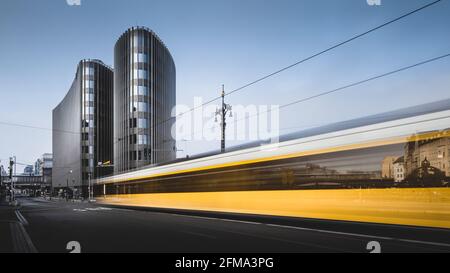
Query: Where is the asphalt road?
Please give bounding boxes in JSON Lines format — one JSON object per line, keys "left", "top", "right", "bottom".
{"left": 3, "top": 197, "right": 450, "bottom": 253}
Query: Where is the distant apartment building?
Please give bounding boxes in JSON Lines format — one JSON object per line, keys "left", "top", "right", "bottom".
{"left": 52, "top": 59, "right": 113, "bottom": 197}
{"left": 393, "top": 156, "right": 405, "bottom": 182}
{"left": 381, "top": 156, "right": 397, "bottom": 179}
{"left": 114, "top": 27, "right": 176, "bottom": 172}
{"left": 404, "top": 133, "right": 450, "bottom": 178}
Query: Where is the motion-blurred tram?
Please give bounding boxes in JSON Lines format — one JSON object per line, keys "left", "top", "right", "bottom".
{"left": 94, "top": 99, "right": 450, "bottom": 229}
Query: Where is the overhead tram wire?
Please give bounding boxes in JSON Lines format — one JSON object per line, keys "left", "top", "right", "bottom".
{"left": 0, "top": 1, "right": 443, "bottom": 140}
{"left": 105, "top": 53, "right": 450, "bottom": 174}
{"left": 127, "top": 0, "right": 443, "bottom": 139}
{"left": 225, "top": 53, "right": 450, "bottom": 130}
{"left": 0, "top": 121, "right": 82, "bottom": 136}
{"left": 174, "top": 52, "right": 450, "bottom": 142}
{"left": 110, "top": 53, "right": 450, "bottom": 169}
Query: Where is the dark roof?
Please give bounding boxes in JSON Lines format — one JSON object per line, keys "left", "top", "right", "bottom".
{"left": 393, "top": 156, "right": 404, "bottom": 164}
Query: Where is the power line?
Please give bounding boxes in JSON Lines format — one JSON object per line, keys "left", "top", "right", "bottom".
{"left": 133, "top": 0, "right": 443, "bottom": 136}
{"left": 169, "top": 53, "right": 450, "bottom": 142}
{"left": 0, "top": 0, "right": 443, "bottom": 140}
{"left": 0, "top": 121, "right": 80, "bottom": 135}
{"left": 227, "top": 53, "right": 450, "bottom": 128}
{"left": 224, "top": 0, "right": 443, "bottom": 98}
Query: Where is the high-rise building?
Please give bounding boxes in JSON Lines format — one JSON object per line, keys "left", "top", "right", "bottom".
{"left": 114, "top": 27, "right": 176, "bottom": 172}
{"left": 52, "top": 59, "right": 114, "bottom": 197}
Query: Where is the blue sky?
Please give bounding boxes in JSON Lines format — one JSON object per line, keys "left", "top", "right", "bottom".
{"left": 0, "top": 0, "right": 449, "bottom": 172}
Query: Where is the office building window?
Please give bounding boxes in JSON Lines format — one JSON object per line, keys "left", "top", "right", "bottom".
{"left": 138, "top": 134, "right": 148, "bottom": 145}
{"left": 138, "top": 102, "right": 148, "bottom": 112}
{"left": 129, "top": 134, "right": 137, "bottom": 144}
{"left": 129, "top": 118, "right": 137, "bottom": 128}
{"left": 85, "top": 67, "right": 94, "bottom": 75}
{"left": 134, "top": 53, "right": 148, "bottom": 63}
{"left": 138, "top": 118, "right": 148, "bottom": 128}
{"left": 85, "top": 80, "right": 94, "bottom": 88}
{"left": 133, "top": 85, "right": 148, "bottom": 96}
{"left": 133, "top": 69, "right": 148, "bottom": 80}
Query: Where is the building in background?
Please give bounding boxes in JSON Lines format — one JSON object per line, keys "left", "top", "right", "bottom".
{"left": 114, "top": 27, "right": 176, "bottom": 172}
{"left": 23, "top": 165, "right": 34, "bottom": 176}
{"left": 0, "top": 165, "right": 6, "bottom": 177}
{"left": 393, "top": 156, "right": 405, "bottom": 182}
{"left": 34, "top": 153, "right": 53, "bottom": 191}
{"left": 381, "top": 156, "right": 397, "bottom": 179}
{"left": 53, "top": 59, "right": 114, "bottom": 197}
{"left": 34, "top": 158, "right": 42, "bottom": 176}
{"left": 404, "top": 133, "right": 450, "bottom": 178}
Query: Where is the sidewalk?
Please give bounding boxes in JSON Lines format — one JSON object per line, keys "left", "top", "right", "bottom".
{"left": 0, "top": 201, "right": 18, "bottom": 252}
{"left": 0, "top": 200, "right": 37, "bottom": 253}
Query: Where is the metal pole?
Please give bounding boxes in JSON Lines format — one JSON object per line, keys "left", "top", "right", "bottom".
{"left": 221, "top": 85, "right": 226, "bottom": 153}
{"left": 88, "top": 172, "right": 91, "bottom": 202}
{"left": 10, "top": 157, "right": 15, "bottom": 202}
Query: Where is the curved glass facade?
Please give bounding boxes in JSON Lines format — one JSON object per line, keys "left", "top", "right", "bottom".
{"left": 114, "top": 27, "right": 176, "bottom": 172}
{"left": 53, "top": 59, "right": 113, "bottom": 197}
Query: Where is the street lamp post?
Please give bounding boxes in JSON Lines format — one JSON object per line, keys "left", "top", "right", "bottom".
{"left": 215, "top": 85, "right": 232, "bottom": 153}
{"left": 88, "top": 172, "right": 92, "bottom": 202}
{"left": 96, "top": 161, "right": 114, "bottom": 200}
{"left": 66, "top": 169, "right": 72, "bottom": 201}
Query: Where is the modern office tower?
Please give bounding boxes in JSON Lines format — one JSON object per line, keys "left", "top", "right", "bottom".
{"left": 52, "top": 59, "right": 114, "bottom": 197}
{"left": 114, "top": 27, "right": 176, "bottom": 172}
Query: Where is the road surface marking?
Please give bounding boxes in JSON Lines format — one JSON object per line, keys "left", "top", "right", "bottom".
{"left": 218, "top": 218, "right": 261, "bottom": 225}
{"left": 265, "top": 223, "right": 450, "bottom": 248}
{"left": 85, "top": 207, "right": 112, "bottom": 211}
{"left": 181, "top": 230, "right": 217, "bottom": 239}
{"left": 101, "top": 206, "right": 450, "bottom": 249}
{"left": 73, "top": 207, "right": 113, "bottom": 212}
{"left": 10, "top": 222, "right": 37, "bottom": 253}
{"left": 15, "top": 210, "right": 29, "bottom": 226}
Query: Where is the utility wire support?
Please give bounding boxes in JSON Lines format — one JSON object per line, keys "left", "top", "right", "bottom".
{"left": 215, "top": 85, "right": 232, "bottom": 153}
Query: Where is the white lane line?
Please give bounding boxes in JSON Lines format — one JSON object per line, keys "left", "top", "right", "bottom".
{"left": 10, "top": 222, "right": 37, "bottom": 253}
{"left": 265, "top": 223, "right": 450, "bottom": 248}
{"left": 266, "top": 223, "right": 392, "bottom": 239}
{"left": 397, "top": 238, "right": 450, "bottom": 248}
{"left": 85, "top": 207, "right": 112, "bottom": 211}
{"left": 166, "top": 213, "right": 261, "bottom": 225}
{"left": 218, "top": 218, "right": 261, "bottom": 225}
{"left": 104, "top": 208, "right": 450, "bottom": 249}
{"left": 15, "top": 210, "right": 29, "bottom": 226}
{"left": 181, "top": 230, "right": 217, "bottom": 240}
{"left": 73, "top": 207, "right": 114, "bottom": 212}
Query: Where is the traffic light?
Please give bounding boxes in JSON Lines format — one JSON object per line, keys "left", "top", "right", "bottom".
{"left": 9, "top": 159, "right": 13, "bottom": 179}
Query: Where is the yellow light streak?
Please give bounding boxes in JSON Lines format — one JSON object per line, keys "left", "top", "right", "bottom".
{"left": 99, "top": 187, "right": 450, "bottom": 229}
